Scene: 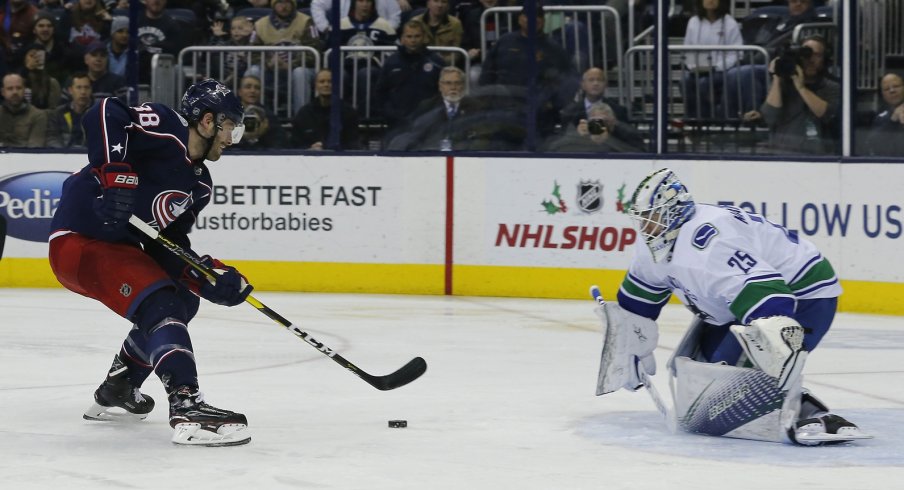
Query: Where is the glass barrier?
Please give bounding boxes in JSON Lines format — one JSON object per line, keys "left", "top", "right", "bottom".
{"left": 2, "top": 1, "right": 901, "bottom": 159}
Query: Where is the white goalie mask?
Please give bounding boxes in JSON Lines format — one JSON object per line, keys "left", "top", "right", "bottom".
{"left": 629, "top": 168, "right": 696, "bottom": 262}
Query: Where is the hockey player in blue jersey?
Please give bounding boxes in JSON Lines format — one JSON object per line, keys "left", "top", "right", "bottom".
{"left": 48, "top": 79, "right": 254, "bottom": 446}
{"left": 593, "top": 168, "right": 871, "bottom": 445}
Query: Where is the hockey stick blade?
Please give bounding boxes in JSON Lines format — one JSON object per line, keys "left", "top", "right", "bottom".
{"left": 365, "top": 356, "right": 428, "bottom": 391}
{"left": 128, "top": 215, "right": 428, "bottom": 391}
{"left": 0, "top": 214, "right": 6, "bottom": 261}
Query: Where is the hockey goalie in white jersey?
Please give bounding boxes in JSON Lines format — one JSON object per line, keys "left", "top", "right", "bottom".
{"left": 594, "top": 168, "right": 871, "bottom": 446}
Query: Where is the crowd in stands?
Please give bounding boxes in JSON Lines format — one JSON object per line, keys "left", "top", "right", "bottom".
{"left": 0, "top": 0, "right": 901, "bottom": 156}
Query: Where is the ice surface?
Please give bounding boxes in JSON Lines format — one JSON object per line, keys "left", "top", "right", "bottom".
{"left": 0, "top": 289, "right": 901, "bottom": 489}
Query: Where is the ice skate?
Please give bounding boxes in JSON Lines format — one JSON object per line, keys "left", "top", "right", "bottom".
{"left": 789, "top": 413, "right": 873, "bottom": 446}
{"left": 83, "top": 354, "right": 155, "bottom": 422}
{"left": 168, "top": 386, "right": 250, "bottom": 447}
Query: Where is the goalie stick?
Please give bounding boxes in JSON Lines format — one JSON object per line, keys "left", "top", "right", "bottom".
{"left": 590, "top": 285, "right": 677, "bottom": 433}
{"left": 129, "top": 215, "right": 427, "bottom": 391}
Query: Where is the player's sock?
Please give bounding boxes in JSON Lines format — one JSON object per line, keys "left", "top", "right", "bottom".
{"left": 83, "top": 353, "right": 156, "bottom": 421}
{"left": 119, "top": 326, "right": 154, "bottom": 387}
{"left": 168, "top": 385, "right": 250, "bottom": 446}
{"left": 147, "top": 319, "right": 199, "bottom": 390}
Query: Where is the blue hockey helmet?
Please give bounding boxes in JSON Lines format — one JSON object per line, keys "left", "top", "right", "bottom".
{"left": 629, "top": 168, "right": 696, "bottom": 262}
{"left": 180, "top": 78, "right": 245, "bottom": 142}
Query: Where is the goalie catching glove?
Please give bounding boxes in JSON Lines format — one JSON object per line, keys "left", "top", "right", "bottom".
{"left": 594, "top": 301, "right": 659, "bottom": 395}
{"left": 182, "top": 256, "right": 253, "bottom": 306}
{"left": 730, "top": 316, "right": 808, "bottom": 392}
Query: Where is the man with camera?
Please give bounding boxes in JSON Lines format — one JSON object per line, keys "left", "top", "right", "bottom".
{"left": 547, "top": 102, "right": 641, "bottom": 153}
{"left": 747, "top": 35, "right": 839, "bottom": 155}
{"left": 233, "top": 74, "right": 287, "bottom": 150}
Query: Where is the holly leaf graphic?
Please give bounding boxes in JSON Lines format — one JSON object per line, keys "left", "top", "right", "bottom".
{"left": 551, "top": 181, "right": 562, "bottom": 200}
{"left": 541, "top": 199, "right": 561, "bottom": 214}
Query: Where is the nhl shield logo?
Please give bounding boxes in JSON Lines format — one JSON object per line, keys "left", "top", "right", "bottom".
{"left": 120, "top": 283, "right": 132, "bottom": 297}
{"left": 577, "top": 180, "right": 603, "bottom": 214}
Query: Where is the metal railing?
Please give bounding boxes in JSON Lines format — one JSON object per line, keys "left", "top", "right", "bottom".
{"left": 176, "top": 46, "right": 322, "bottom": 122}
{"left": 480, "top": 5, "right": 622, "bottom": 78}
{"left": 324, "top": 46, "right": 469, "bottom": 120}
{"left": 626, "top": 44, "right": 771, "bottom": 123}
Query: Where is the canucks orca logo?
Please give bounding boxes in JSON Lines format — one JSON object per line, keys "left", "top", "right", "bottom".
{"left": 0, "top": 171, "right": 70, "bottom": 242}
{"left": 152, "top": 190, "right": 193, "bottom": 229}
{"left": 692, "top": 223, "right": 719, "bottom": 249}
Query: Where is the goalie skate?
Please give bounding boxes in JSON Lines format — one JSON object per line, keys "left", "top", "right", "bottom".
{"left": 790, "top": 414, "right": 873, "bottom": 446}
{"left": 83, "top": 355, "right": 155, "bottom": 422}
{"left": 169, "top": 386, "right": 250, "bottom": 447}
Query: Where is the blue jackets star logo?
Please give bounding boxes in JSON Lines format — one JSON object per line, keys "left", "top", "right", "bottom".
{"left": 110, "top": 143, "right": 123, "bottom": 154}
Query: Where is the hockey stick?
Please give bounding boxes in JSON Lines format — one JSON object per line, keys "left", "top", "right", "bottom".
{"left": 590, "top": 285, "right": 677, "bottom": 433}
{"left": 129, "top": 215, "right": 427, "bottom": 391}
{"left": 0, "top": 214, "right": 6, "bottom": 261}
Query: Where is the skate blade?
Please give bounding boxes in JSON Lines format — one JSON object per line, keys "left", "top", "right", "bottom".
{"left": 83, "top": 402, "right": 150, "bottom": 422}
{"left": 171, "top": 422, "right": 251, "bottom": 447}
{"left": 795, "top": 428, "right": 873, "bottom": 445}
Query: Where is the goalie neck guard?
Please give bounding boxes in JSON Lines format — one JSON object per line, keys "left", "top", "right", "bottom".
{"left": 629, "top": 168, "right": 695, "bottom": 263}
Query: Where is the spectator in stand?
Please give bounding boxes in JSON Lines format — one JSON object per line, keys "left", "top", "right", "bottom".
{"left": 725, "top": 0, "right": 818, "bottom": 116}
{"left": 339, "top": 0, "right": 397, "bottom": 47}
{"left": 461, "top": 0, "right": 505, "bottom": 85}
{"left": 0, "top": 73, "right": 48, "bottom": 148}
{"left": 19, "top": 42, "right": 62, "bottom": 111}
{"left": 292, "top": 68, "right": 361, "bottom": 150}
{"left": 680, "top": 0, "right": 742, "bottom": 120}
{"left": 752, "top": 35, "right": 839, "bottom": 155}
{"left": 107, "top": 16, "right": 129, "bottom": 78}
{"left": 233, "top": 74, "right": 288, "bottom": 149}
{"left": 57, "top": 0, "right": 111, "bottom": 71}
{"left": 411, "top": 0, "right": 463, "bottom": 67}
{"left": 478, "top": 4, "right": 577, "bottom": 136}
{"left": 83, "top": 40, "right": 127, "bottom": 102}
{"left": 32, "top": 10, "right": 68, "bottom": 82}
{"left": 375, "top": 19, "right": 445, "bottom": 133}
{"left": 546, "top": 101, "right": 640, "bottom": 153}
{"left": 560, "top": 66, "right": 643, "bottom": 149}
{"left": 311, "top": 0, "right": 401, "bottom": 35}
{"left": 864, "top": 72, "right": 904, "bottom": 157}
{"left": 46, "top": 72, "right": 94, "bottom": 149}
{"left": 206, "top": 16, "right": 255, "bottom": 86}
{"left": 254, "top": 0, "right": 322, "bottom": 113}
{"left": 0, "top": 0, "right": 40, "bottom": 72}
{"left": 137, "top": 0, "right": 184, "bottom": 84}
{"left": 386, "top": 65, "right": 470, "bottom": 150}
{"left": 339, "top": 0, "right": 397, "bottom": 115}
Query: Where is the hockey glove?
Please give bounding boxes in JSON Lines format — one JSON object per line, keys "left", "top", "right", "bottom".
{"left": 730, "top": 316, "right": 808, "bottom": 391}
{"left": 193, "top": 256, "right": 253, "bottom": 306}
{"left": 93, "top": 162, "right": 138, "bottom": 238}
{"left": 595, "top": 302, "right": 659, "bottom": 395}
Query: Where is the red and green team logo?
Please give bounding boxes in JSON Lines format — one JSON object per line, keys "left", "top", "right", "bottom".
{"left": 541, "top": 181, "right": 568, "bottom": 214}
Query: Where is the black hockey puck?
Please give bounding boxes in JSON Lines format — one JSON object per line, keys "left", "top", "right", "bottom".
{"left": 388, "top": 420, "right": 407, "bottom": 428}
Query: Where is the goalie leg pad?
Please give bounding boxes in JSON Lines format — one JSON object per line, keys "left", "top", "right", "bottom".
{"left": 730, "top": 316, "right": 807, "bottom": 391}
{"left": 595, "top": 303, "right": 659, "bottom": 395}
{"left": 673, "top": 356, "right": 802, "bottom": 443}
